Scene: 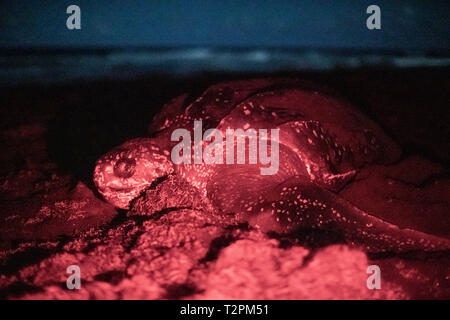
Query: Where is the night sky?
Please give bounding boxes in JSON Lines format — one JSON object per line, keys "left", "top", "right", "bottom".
{"left": 0, "top": 0, "right": 449, "bottom": 51}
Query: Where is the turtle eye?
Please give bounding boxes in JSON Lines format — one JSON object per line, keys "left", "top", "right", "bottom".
{"left": 113, "top": 157, "right": 136, "bottom": 178}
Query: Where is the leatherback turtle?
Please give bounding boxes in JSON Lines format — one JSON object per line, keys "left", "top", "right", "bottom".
{"left": 94, "top": 79, "right": 450, "bottom": 253}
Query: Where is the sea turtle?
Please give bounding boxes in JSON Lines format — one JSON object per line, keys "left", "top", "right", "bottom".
{"left": 93, "top": 79, "right": 450, "bottom": 253}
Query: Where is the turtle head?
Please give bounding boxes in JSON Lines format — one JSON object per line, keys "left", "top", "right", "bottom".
{"left": 93, "top": 138, "right": 173, "bottom": 209}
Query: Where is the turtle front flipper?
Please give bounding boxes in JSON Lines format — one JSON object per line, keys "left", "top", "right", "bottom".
{"left": 244, "top": 176, "right": 450, "bottom": 253}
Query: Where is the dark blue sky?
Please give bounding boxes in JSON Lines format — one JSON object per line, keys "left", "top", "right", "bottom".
{"left": 0, "top": 0, "right": 449, "bottom": 51}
